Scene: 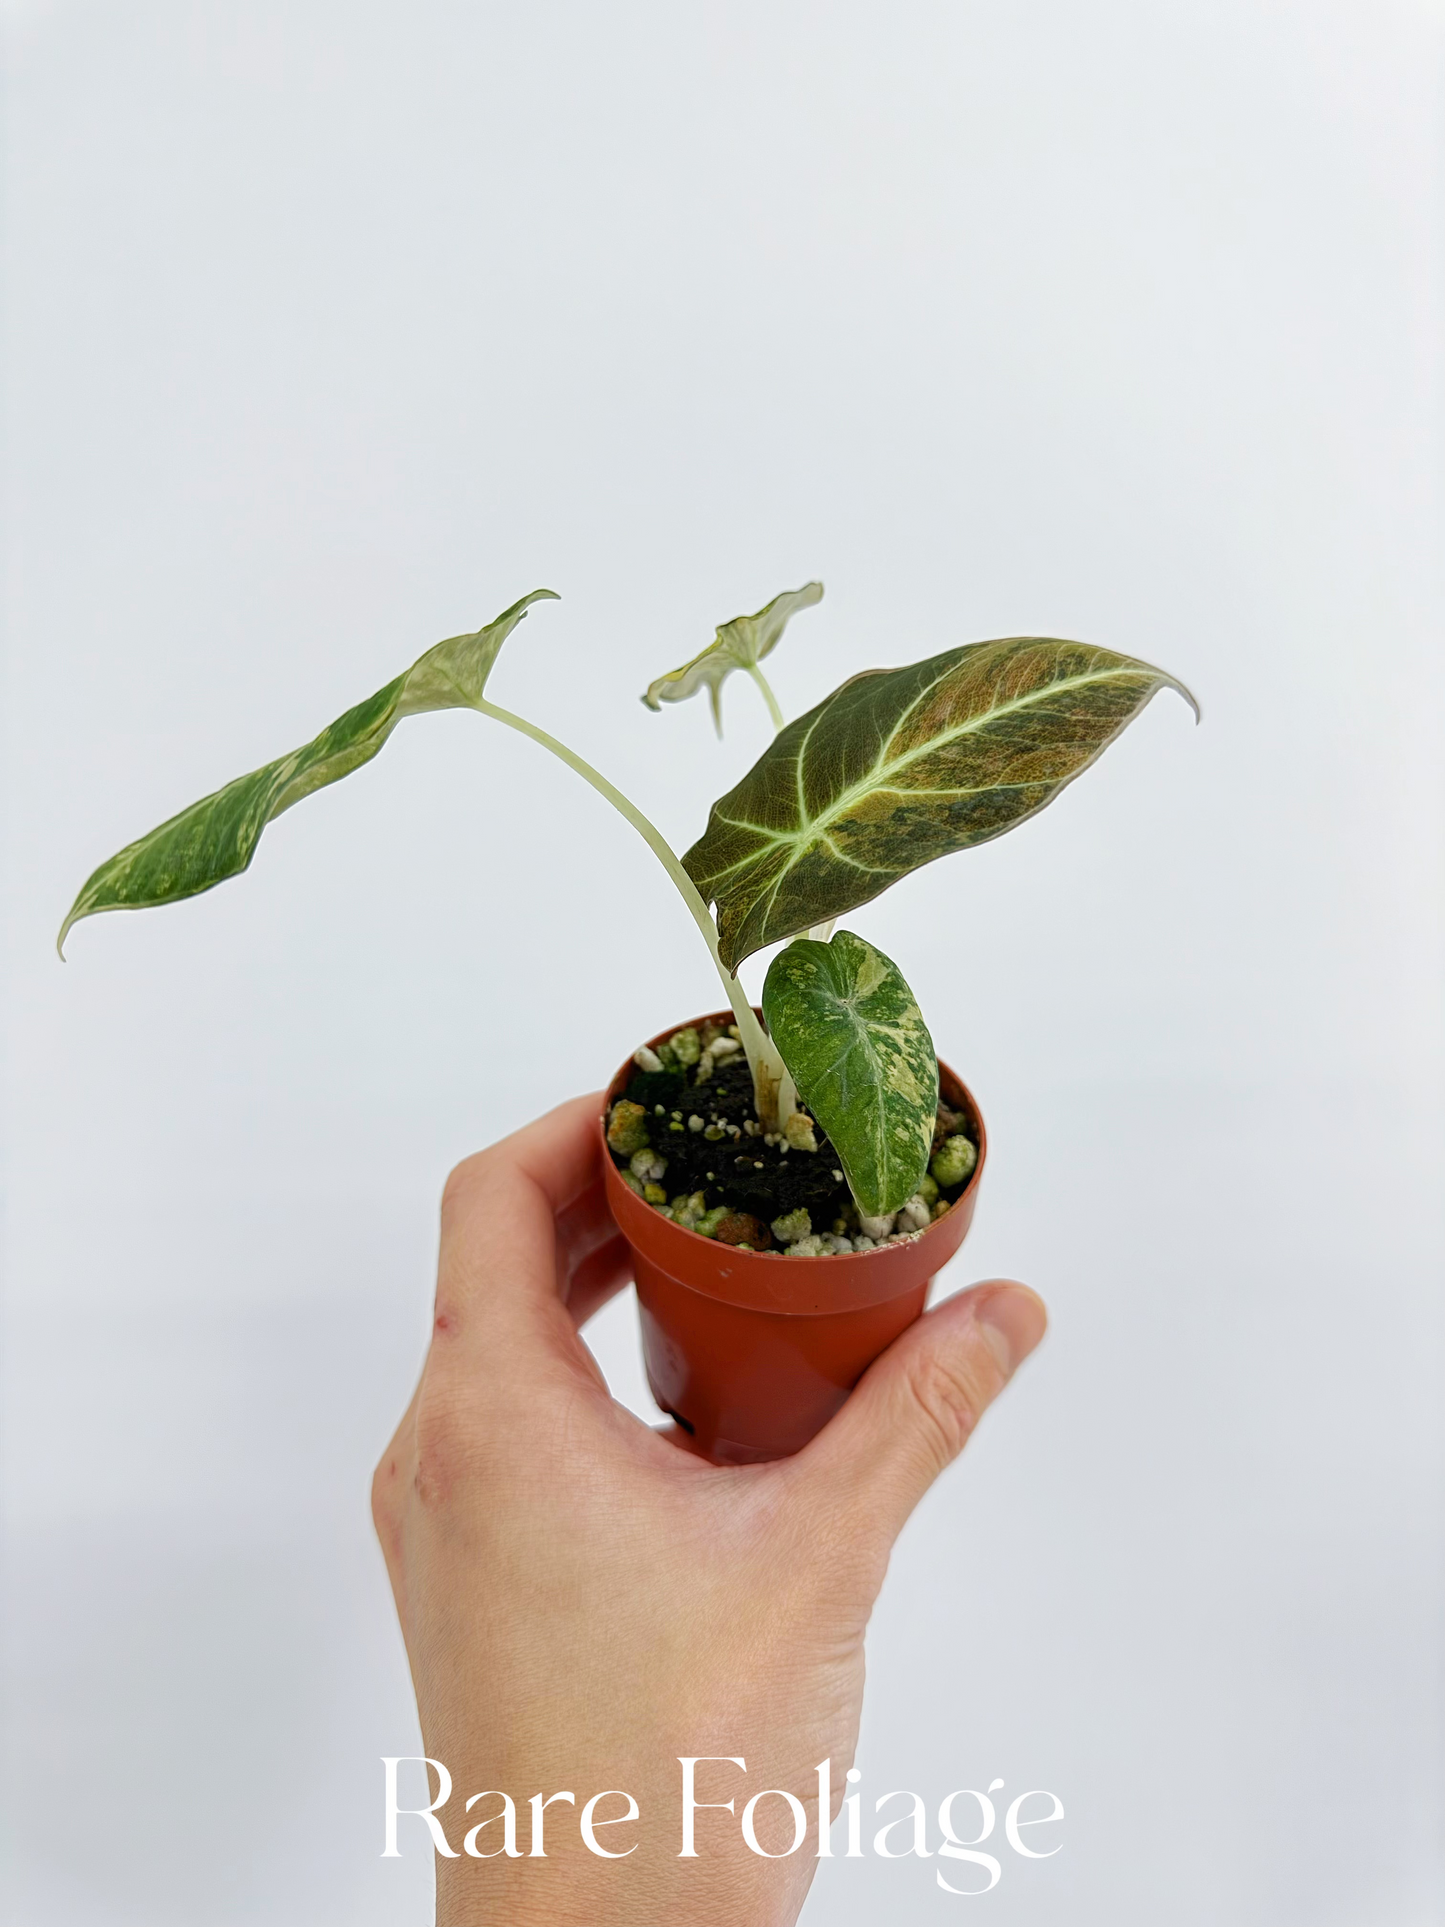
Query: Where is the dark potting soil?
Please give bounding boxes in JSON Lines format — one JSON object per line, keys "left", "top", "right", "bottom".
{"left": 609, "top": 1050, "right": 974, "bottom": 1238}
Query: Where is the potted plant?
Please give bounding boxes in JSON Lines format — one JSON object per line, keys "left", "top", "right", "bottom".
{"left": 59, "top": 583, "right": 1195, "bottom": 1461}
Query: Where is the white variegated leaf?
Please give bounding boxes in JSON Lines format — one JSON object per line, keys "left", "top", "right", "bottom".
{"left": 58, "top": 590, "right": 557, "bottom": 953}
{"left": 641, "top": 581, "right": 823, "bottom": 735}
{"left": 763, "top": 929, "right": 937, "bottom": 1217}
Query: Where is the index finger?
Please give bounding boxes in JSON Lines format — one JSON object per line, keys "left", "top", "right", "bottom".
{"left": 430, "top": 1092, "right": 611, "bottom": 1370}
{"left": 442, "top": 1090, "right": 607, "bottom": 1229}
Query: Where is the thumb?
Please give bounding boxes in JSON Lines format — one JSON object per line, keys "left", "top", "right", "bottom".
{"left": 791, "top": 1281, "right": 1047, "bottom": 1544}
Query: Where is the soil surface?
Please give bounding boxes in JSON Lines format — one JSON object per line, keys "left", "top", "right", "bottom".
{"left": 607, "top": 1046, "right": 976, "bottom": 1247}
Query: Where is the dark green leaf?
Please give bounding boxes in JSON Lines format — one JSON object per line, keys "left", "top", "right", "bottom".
{"left": 685, "top": 636, "right": 1197, "bottom": 970}
{"left": 58, "top": 590, "right": 557, "bottom": 954}
{"left": 763, "top": 930, "right": 937, "bottom": 1218}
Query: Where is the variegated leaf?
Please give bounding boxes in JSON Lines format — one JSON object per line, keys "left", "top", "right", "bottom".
{"left": 762, "top": 930, "right": 937, "bottom": 1218}
{"left": 641, "top": 581, "right": 823, "bottom": 735}
{"left": 686, "top": 636, "right": 1197, "bottom": 970}
{"left": 58, "top": 590, "right": 557, "bottom": 954}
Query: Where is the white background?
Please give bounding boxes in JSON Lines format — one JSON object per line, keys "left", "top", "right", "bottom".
{"left": 3, "top": 2, "right": 1442, "bottom": 1921}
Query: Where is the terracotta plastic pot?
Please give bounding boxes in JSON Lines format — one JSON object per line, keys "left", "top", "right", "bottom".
{"left": 599, "top": 1011, "right": 987, "bottom": 1464}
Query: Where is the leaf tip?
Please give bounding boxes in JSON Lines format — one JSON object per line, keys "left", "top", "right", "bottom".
{"left": 1171, "top": 675, "right": 1202, "bottom": 724}
{"left": 496, "top": 587, "right": 559, "bottom": 633}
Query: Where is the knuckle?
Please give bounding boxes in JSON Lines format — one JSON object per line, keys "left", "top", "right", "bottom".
{"left": 369, "top": 1454, "right": 392, "bottom": 1525}
{"left": 440, "top": 1151, "right": 490, "bottom": 1224}
{"left": 410, "top": 1377, "right": 483, "bottom": 1509}
{"left": 370, "top": 1452, "right": 401, "bottom": 1540}
{"left": 899, "top": 1346, "right": 988, "bottom": 1468}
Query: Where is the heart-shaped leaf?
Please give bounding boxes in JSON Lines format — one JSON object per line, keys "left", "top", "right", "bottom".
{"left": 686, "top": 636, "right": 1197, "bottom": 970}
{"left": 58, "top": 590, "right": 557, "bottom": 953}
{"left": 762, "top": 929, "right": 937, "bottom": 1218}
{"left": 641, "top": 581, "right": 823, "bottom": 735}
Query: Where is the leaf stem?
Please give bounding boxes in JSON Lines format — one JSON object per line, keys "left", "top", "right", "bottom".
{"left": 746, "top": 663, "right": 786, "bottom": 732}
{"left": 776, "top": 1065, "right": 799, "bottom": 1127}
{"left": 747, "top": 667, "right": 807, "bottom": 1124}
{"left": 476, "top": 698, "right": 785, "bottom": 1120}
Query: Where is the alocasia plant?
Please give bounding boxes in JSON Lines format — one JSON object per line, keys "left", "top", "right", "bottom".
{"left": 60, "top": 582, "right": 1195, "bottom": 1226}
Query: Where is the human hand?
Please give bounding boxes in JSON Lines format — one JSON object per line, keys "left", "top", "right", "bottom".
{"left": 371, "top": 1094, "right": 1046, "bottom": 1927}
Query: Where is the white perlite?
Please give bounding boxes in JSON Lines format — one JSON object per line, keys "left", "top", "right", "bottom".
{"left": 771, "top": 1207, "right": 812, "bottom": 1246}
{"left": 896, "top": 1194, "right": 932, "bottom": 1234}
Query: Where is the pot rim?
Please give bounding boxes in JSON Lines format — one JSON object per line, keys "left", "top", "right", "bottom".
{"left": 599, "top": 1007, "right": 985, "bottom": 1273}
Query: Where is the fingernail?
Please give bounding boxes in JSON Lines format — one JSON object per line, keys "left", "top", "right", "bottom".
{"left": 975, "top": 1286, "right": 1047, "bottom": 1377}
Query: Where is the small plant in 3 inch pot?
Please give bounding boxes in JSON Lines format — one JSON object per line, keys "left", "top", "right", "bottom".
{"left": 60, "top": 582, "right": 1196, "bottom": 1459}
